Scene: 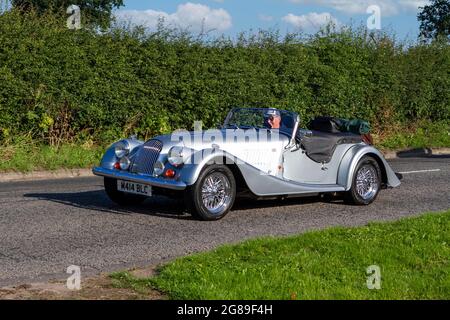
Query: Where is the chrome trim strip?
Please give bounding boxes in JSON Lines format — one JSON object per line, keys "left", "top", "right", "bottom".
{"left": 286, "top": 114, "right": 300, "bottom": 149}
{"left": 92, "top": 167, "right": 186, "bottom": 190}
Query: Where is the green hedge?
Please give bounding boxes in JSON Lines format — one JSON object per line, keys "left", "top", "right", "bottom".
{"left": 0, "top": 10, "right": 449, "bottom": 145}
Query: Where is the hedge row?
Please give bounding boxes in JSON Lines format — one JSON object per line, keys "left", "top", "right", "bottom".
{"left": 0, "top": 10, "right": 449, "bottom": 144}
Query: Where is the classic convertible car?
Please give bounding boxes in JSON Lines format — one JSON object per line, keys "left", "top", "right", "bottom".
{"left": 93, "top": 108, "right": 401, "bottom": 220}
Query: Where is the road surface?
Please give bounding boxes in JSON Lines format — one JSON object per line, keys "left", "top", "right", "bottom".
{"left": 0, "top": 157, "right": 449, "bottom": 286}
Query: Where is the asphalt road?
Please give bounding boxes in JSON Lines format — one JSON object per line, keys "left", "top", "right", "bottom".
{"left": 0, "top": 157, "right": 449, "bottom": 287}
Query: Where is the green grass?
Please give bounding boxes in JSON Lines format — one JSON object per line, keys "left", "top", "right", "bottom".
{"left": 0, "top": 138, "right": 103, "bottom": 172}
{"left": 111, "top": 211, "right": 450, "bottom": 300}
{"left": 110, "top": 272, "right": 156, "bottom": 296}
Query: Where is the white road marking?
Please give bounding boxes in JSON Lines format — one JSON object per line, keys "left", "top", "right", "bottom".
{"left": 398, "top": 169, "right": 441, "bottom": 174}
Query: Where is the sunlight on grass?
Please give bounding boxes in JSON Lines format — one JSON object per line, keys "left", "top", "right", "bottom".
{"left": 111, "top": 211, "right": 450, "bottom": 300}
{"left": 0, "top": 137, "right": 103, "bottom": 172}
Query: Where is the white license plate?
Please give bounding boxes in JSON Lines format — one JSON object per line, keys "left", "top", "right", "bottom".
{"left": 117, "top": 180, "right": 152, "bottom": 197}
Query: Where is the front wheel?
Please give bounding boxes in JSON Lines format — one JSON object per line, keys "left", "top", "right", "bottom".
{"left": 345, "top": 156, "right": 381, "bottom": 205}
{"left": 185, "top": 165, "right": 236, "bottom": 221}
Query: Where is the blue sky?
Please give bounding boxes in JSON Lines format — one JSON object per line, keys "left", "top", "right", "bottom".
{"left": 116, "top": 0, "right": 429, "bottom": 40}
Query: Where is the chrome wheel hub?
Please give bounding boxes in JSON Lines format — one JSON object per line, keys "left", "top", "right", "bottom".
{"left": 356, "top": 165, "right": 378, "bottom": 200}
{"left": 201, "top": 172, "right": 232, "bottom": 215}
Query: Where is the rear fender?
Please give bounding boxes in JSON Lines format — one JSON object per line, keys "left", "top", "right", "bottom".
{"left": 337, "top": 144, "right": 401, "bottom": 190}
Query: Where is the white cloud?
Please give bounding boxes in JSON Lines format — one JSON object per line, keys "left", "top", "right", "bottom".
{"left": 258, "top": 14, "right": 274, "bottom": 22}
{"left": 398, "top": 0, "right": 430, "bottom": 12}
{"left": 115, "top": 9, "right": 167, "bottom": 29}
{"left": 115, "top": 2, "right": 232, "bottom": 32}
{"left": 288, "top": 0, "right": 429, "bottom": 16}
{"left": 282, "top": 12, "right": 339, "bottom": 31}
{"left": 288, "top": 0, "right": 396, "bottom": 16}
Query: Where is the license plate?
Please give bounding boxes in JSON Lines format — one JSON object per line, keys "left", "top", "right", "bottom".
{"left": 117, "top": 180, "right": 152, "bottom": 197}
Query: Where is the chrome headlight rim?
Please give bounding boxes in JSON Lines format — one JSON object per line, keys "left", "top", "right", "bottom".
{"left": 114, "top": 140, "right": 131, "bottom": 159}
{"left": 153, "top": 160, "right": 165, "bottom": 176}
{"left": 119, "top": 156, "right": 131, "bottom": 170}
{"left": 168, "top": 146, "right": 186, "bottom": 167}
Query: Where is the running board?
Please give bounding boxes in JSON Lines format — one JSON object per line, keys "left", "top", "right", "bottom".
{"left": 237, "top": 163, "right": 346, "bottom": 197}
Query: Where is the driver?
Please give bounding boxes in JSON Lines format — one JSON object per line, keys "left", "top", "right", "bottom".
{"left": 264, "top": 109, "right": 281, "bottom": 129}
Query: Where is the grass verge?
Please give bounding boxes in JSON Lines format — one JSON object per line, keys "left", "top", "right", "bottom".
{"left": 110, "top": 211, "right": 450, "bottom": 300}
{"left": 0, "top": 137, "right": 103, "bottom": 172}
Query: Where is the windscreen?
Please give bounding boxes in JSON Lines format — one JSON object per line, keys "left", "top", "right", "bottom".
{"left": 224, "top": 108, "right": 297, "bottom": 135}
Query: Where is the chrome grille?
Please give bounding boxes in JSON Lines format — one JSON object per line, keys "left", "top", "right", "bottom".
{"left": 131, "top": 140, "right": 163, "bottom": 175}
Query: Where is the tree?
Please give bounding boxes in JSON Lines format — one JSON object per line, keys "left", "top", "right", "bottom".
{"left": 11, "top": 0, "right": 124, "bottom": 27}
{"left": 418, "top": 0, "right": 450, "bottom": 41}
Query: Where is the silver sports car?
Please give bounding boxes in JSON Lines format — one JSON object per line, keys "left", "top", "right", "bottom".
{"left": 93, "top": 108, "right": 401, "bottom": 220}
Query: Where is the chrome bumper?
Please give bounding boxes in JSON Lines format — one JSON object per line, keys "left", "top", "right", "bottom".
{"left": 92, "top": 167, "right": 187, "bottom": 190}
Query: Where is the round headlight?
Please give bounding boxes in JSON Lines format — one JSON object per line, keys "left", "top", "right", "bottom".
{"left": 115, "top": 140, "right": 130, "bottom": 159}
{"left": 153, "top": 161, "right": 165, "bottom": 176}
{"left": 168, "top": 146, "right": 185, "bottom": 166}
{"left": 119, "top": 156, "right": 131, "bottom": 170}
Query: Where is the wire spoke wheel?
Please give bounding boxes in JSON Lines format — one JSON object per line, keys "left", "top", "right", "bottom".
{"left": 200, "top": 172, "right": 232, "bottom": 215}
{"left": 355, "top": 164, "right": 379, "bottom": 200}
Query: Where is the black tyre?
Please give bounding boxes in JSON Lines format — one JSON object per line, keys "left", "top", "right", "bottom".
{"left": 104, "top": 177, "right": 147, "bottom": 206}
{"left": 345, "top": 156, "right": 381, "bottom": 205}
{"left": 184, "top": 165, "right": 236, "bottom": 221}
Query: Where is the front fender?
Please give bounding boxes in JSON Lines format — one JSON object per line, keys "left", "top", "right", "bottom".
{"left": 99, "top": 138, "right": 143, "bottom": 170}
{"left": 337, "top": 144, "right": 401, "bottom": 190}
{"left": 178, "top": 148, "right": 238, "bottom": 186}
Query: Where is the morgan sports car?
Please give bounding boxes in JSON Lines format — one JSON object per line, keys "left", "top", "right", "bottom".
{"left": 93, "top": 108, "right": 401, "bottom": 220}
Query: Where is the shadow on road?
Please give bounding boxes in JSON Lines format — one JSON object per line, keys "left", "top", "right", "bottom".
{"left": 24, "top": 189, "right": 341, "bottom": 219}
{"left": 234, "top": 194, "right": 342, "bottom": 210}
{"left": 24, "top": 190, "right": 192, "bottom": 220}
{"left": 396, "top": 148, "right": 450, "bottom": 159}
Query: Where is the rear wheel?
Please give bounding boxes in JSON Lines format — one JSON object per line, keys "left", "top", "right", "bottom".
{"left": 185, "top": 165, "right": 236, "bottom": 221}
{"left": 104, "top": 177, "right": 147, "bottom": 206}
{"left": 345, "top": 156, "right": 381, "bottom": 205}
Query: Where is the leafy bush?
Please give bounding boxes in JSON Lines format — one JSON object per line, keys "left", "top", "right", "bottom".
{"left": 0, "top": 10, "right": 449, "bottom": 146}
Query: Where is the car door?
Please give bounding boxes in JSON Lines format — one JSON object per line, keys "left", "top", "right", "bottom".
{"left": 282, "top": 145, "right": 329, "bottom": 183}
{"left": 282, "top": 139, "right": 353, "bottom": 185}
